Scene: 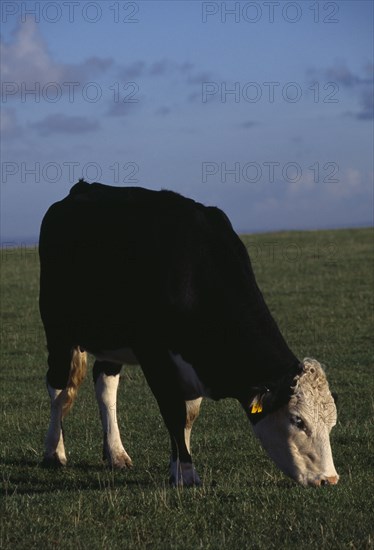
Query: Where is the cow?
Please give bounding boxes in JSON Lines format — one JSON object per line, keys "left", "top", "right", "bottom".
{"left": 39, "top": 180, "right": 339, "bottom": 487}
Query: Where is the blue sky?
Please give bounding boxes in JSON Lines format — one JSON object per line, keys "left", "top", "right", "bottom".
{"left": 1, "top": 0, "right": 373, "bottom": 242}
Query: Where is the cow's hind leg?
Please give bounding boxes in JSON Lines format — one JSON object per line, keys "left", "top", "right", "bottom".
{"left": 135, "top": 347, "right": 201, "bottom": 487}
{"left": 93, "top": 361, "right": 133, "bottom": 469}
{"left": 43, "top": 345, "right": 86, "bottom": 467}
{"left": 44, "top": 385, "right": 68, "bottom": 467}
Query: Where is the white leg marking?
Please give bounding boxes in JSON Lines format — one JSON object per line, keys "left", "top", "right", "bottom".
{"left": 184, "top": 398, "right": 202, "bottom": 454}
{"left": 95, "top": 372, "right": 132, "bottom": 469}
{"left": 44, "top": 384, "right": 67, "bottom": 466}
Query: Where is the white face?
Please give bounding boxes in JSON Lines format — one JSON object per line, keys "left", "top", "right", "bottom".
{"left": 252, "top": 359, "right": 339, "bottom": 487}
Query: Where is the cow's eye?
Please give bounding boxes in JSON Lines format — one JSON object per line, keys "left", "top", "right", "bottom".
{"left": 291, "top": 415, "right": 306, "bottom": 431}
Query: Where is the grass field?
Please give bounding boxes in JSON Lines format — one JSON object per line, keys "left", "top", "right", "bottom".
{"left": 1, "top": 228, "right": 373, "bottom": 549}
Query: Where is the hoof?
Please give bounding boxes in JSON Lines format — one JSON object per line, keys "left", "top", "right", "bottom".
{"left": 107, "top": 451, "right": 133, "bottom": 470}
{"left": 103, "top": 439, "right": 133, "bottom": 469}
{"left": 41, "top": 453, "right": 67, "bottom": 468}
{"left": 169, "top": 461, "right": 202, "bottom": 487}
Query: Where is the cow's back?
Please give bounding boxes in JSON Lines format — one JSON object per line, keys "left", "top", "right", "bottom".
{"left": 39, "top": 182, "right": 212, "bottom": 350}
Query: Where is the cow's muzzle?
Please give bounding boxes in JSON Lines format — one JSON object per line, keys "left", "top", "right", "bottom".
{"left": 312, "top": 475, "right": 339, "bottom": 487}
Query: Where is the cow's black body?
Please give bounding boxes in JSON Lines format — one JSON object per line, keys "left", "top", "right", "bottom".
{"left": 40, "top": 181, "right": 301, "bottom": 471}
{"left": 40, "top": 180, "right": 299, "bottom": 396}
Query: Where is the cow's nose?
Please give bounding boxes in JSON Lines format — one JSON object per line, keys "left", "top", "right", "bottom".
{"left": 319, "top": 475, "right": 339, "bottom": 486}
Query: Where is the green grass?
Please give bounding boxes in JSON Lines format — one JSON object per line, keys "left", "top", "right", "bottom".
{"left": 1, "top": 228, "right": 373, "bottom": 549}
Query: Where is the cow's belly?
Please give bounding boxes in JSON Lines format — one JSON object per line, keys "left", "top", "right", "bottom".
{"left": 85, "top": 347, "right": 209, "bottom": 400}
{"left": 88, "top": 347, "right": 139, "bottom": 365}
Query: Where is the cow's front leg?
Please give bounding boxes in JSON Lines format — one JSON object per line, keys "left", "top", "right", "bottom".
{"left": 169, "top": 398, "right": 202, "bottom": 487}
{"left": 185, "top": 397, "right": 202, "bottom": 455}
{"left": 43, "top": 384, "right": 68, "bottom": 467}
{"left": 135, "top": 348, "right": 201, "bottom": 487}
{"left": 166, "top": 396, "right": 202, "bottom": 487}
{"left": 93, "top": 361, "right": 133, "bottom": 469}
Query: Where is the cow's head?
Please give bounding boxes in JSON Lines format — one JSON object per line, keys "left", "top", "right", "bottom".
{"left": 248, "top": 358, "right": 339, "bottom": 487}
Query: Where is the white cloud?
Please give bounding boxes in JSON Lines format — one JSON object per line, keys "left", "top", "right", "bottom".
{"left": 288, "top": 170, "right": 316, "bottom": 196}
{"left": 327, "top": 167, "right": 368, "bottom": 199}
{"left": 1, "top": 19, "right": 112, "bottom": 99}
{"left": 1, "top": 19, "right": 61, "bottom": 83}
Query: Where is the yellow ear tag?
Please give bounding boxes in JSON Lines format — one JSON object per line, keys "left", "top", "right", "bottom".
{"left": 250, "top": 395, "right": 263, "bottom": 414}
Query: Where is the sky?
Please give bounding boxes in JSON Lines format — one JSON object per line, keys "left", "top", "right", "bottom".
{"left": 1, "top": 0, "right": 373, "bottom": 243}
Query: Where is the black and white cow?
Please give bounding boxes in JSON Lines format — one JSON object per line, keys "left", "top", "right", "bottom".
{"left": 39, "top": 180, "right": 339, "bottom": 487}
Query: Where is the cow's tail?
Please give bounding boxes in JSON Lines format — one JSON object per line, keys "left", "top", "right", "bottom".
{"left": 62, "top": 347, "right": 87, "bottom": 417}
